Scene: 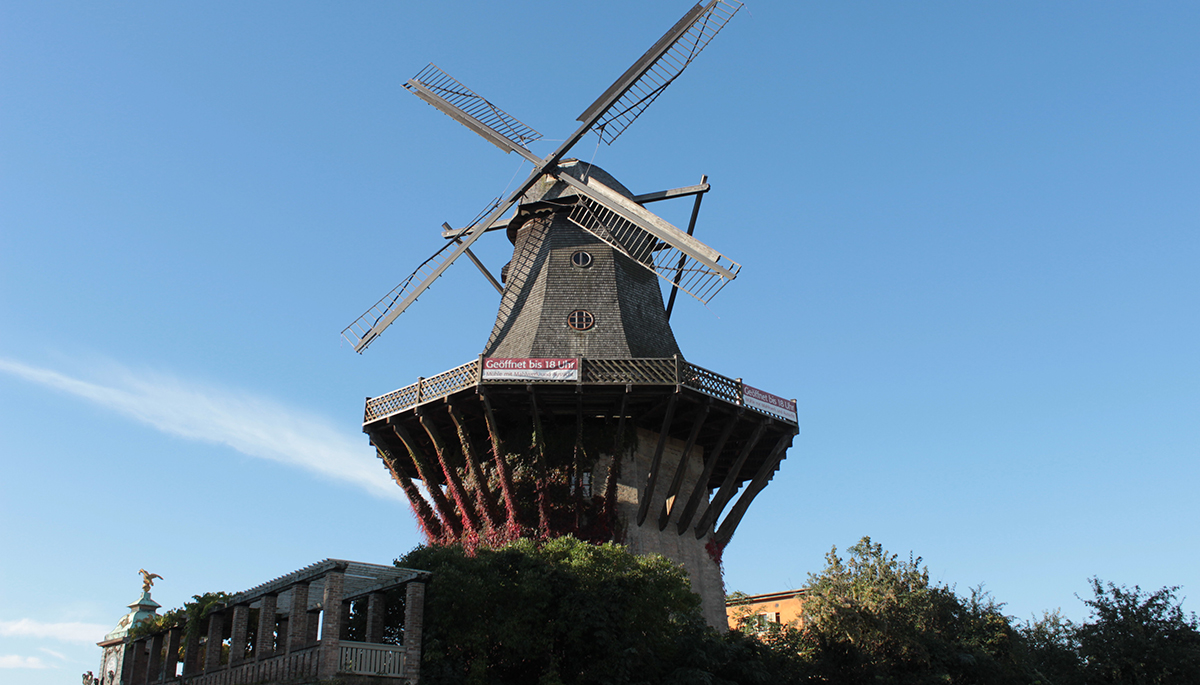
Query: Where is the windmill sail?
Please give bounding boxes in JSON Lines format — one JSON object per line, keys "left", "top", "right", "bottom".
{"left": 557, "top": 171, "right": 740, "bottom": 304}
{"left": 342, "top": 199, "right": 502, "bottom": 352}
{"left": 406, "top": 64, "right": 543, "bottom": 161}
{"left": 341, "top": 240, "right": 458, "bottom": 351}
{"left": 577, "top": 0, "right": 742, "bottom": 145}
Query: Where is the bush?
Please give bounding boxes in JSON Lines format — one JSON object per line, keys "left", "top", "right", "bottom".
{"left": 397, "top": 536, "right": 805, "bottom": 685}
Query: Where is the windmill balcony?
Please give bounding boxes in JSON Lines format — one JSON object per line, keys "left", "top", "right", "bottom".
{"left": 363, "top": 356, "right": 798, "bottom": 555}
{"left": 364, "top": 356, "right": 797, "bottom": 427}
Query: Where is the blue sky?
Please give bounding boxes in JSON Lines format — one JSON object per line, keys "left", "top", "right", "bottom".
{"left": 2, "top": 1, "right": 1198, "bottom": 680}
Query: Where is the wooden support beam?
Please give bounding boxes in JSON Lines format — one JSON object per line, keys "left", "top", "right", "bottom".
{"left": 527, "top": 385, "right": 551, "bottom": 536}
{"left": 479, "top": 389, "right": 520, "bottom": 530}
{"left": 694, "top": 419, "right": 769, "bottom": 539}
{"left": 437, "top": 183, "right": 711, "bottom": 239}
{"left": 389, "top": 418, "right": 462, "bottom": 537}
{"left": 417, "top": 407, "right": 481, "bottom": 535}
{"left": 373, "top": 441, "right": 444, "bottom": 542}
{"left": 657, "top": 400, "right": 711, "bottom": 531}
{"left": 665, "top": 174, "right": 708, "bottom": 321}
{"left": 714, "top": 433, "right": 793, "bottom": 547}
{"left": 631, "top": 182, "right": 710, "bottom": 204}
{"left": 636, "top": 391, "right": 679, "bottom": 526}
{"left": 675, "top": 412, "right": 738, "bottom": 535}
{"left": 447, "top": 400, "right": 504, "bottom": 531}
{"left": 602, "top": 387, "right": 630, "bottom": 527}
{"left": 573, "top": 388, "right": 585, "bottom": 528}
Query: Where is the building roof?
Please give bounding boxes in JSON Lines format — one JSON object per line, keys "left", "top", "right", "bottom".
{"left": 100, "top": 590, "right": 160, "bottom": 644}
{"left": 224, "top": 558, "right": 428, "bottom": 613}
{"left": 726, "top": 588, "right": 807, "bottom": 607}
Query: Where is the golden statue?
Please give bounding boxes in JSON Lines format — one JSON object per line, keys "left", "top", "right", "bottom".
{"left": 138, "top": 569, "right": 162, "bottom": 593}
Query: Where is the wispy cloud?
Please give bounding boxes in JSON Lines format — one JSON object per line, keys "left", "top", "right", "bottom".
{"left": 0, "top": 655, "right": 51, "bottom": 669}
{"left": 0, "top": 358, "right": 401, "bottom": 501}
{"left": 0, "top": 619, "right": 108, "bottom": 644}
{"left": 38, "top": 648, "right": 66, "bottom": 661}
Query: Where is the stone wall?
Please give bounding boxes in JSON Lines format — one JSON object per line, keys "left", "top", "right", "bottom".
{"left": 616, "top": 428, "right": 726, "bottom": 628}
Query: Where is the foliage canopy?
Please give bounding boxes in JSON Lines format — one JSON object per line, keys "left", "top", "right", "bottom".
{"left": 787, "top": 536, "right": 1027, "bottom": 684}
{"left": 396, "top": 536, "right": 800, "bottom": 685}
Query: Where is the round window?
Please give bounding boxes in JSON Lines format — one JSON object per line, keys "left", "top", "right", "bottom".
{"left": 567, "top": 310, "right": 595, "bottom": 331}
{"left": 571, "top": 251, "right": 593, "bottom": 268}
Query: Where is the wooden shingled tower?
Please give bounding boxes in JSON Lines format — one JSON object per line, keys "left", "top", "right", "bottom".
{"left": 343, "top": 1, "right": 799, "bottom": 627}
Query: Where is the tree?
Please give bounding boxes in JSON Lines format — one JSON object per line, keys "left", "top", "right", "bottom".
{"left": 398, "top": 536, "right": 809, "bottom": 685}
{"left": 1075, "top": 579, "right": 1200, "bottom": 684}
{"left": 1020, "top": 609, "right": 1082, "bottom": 685}
{"left": 794, "top": 536, "right": 1028, "bottom": 684}
{"left": 399, "top": 536, "right": 702, "bottom": 685}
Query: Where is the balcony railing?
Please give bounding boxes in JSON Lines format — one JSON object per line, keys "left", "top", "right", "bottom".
{"left": 175, "top": 645, "right": 320, "bottom": 685}
{"left": 364, "top": 357, "right": 795, "bottom": 426}
{"left": 339, "top": 641, "right": 405, "bottom": 677}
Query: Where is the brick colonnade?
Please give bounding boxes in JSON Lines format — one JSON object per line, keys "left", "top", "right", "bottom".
{"left": 111, "top": 561, "right": 426, "bottom": 684}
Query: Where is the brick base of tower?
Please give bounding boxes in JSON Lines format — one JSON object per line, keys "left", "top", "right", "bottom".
{"left": 613, "top": 428, "right": 727, "bottom": 628}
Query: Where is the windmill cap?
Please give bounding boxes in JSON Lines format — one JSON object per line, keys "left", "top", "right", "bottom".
{"left": 509, "top": 160, "right": 636, "bottom": 242}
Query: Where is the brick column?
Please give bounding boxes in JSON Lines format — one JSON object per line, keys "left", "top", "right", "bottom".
{"left": 366, "top": 592, "right": 385, "bottom": 643}
{"left": 286, "top": 583, "right": 309, "bottom": 653}
{"left": 229, "top": 604, "right": 249, "bottom": 664}
{"left": 203, "top": 610, "right": 225, "bottom": 672}
{"left": 317, "top": 571, "right": 345, "bottom": 679}
{"left": 128, "top": 638, "right": 149, "bottom": 685}
{"left": 145, "top": 633, "right": 163, "bottom": 683}
{"left": 182, "top": 622, "right": 201, "bottom": 675}
{"left": 255, "top": 594, "right": 277, "bottom": 659}
{"left": 162, "top": 627, "right": 182, "bottom": 680}
{"left": 118, "top": 640, "right": 135, "bottom": 685}
{"left": 403, "top": 582, "right": 425, "bottom": 685}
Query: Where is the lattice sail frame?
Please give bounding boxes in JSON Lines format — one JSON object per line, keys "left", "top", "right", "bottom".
{"left": 341, "top": 197, "right": 503, "bottom": 349}
{"left": 406, "top": 63, "right": 543, "bottom": 153}
{"left": 568, "top": 194, "right": 740, "bottom": 304}
{"left": 581, "top": 0, "right": 743, "bottom": 145}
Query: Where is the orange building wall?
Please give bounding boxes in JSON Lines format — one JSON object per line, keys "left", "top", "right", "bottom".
{"left": 725, "top": 589, "right": 806, "bottom": 631}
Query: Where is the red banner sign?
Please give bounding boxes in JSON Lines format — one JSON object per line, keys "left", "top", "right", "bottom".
{"left": 483, "top": 358, "right": 579, "bottom": 381}
{"left": 743, "top": 384, "right": 797, "bottom": 422}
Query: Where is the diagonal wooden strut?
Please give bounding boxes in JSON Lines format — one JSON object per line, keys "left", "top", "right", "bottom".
{"left": 479, "top": 388, "right": 520, "bottom": 530}
{"left": 602, "top": 387, "right": 631, "bottom": 529}
{"left": 666, "top": 174, "right": 708, "bottom": 320}
{"left": 447, "top": 400, "right": 503, "bottom": 531}
{"left": 694, "top": 418, "right": 769, "bottom": 538}
{"left": 372, "top": 441, "right": 444, "bottom": 542}
{"left": 675, "top": 412, "right": 739, "bottom": 535}
{"left": 417, "top": 407, "right": 481, "bottom": 535}
{"left": 389, "top": 418, "right": 461, "bottom": 537}
{"left": 527, "top": 385, "right": 551, "bottom": 536}
{"left": 714, "top": 432, "right": 793, "bottom": 547}
{"left": 636, "top": 391, "right": 680, "bottom": 526}
{"left": 657, "top": 399, "right": 711, "bottom": 531}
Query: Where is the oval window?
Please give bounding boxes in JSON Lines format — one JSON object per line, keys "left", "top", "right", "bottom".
{"left": 567, "top": 310, "right": 595, "bottom": 331}
{"left": 571, "top": 251, "right": 593, "bottom": 268}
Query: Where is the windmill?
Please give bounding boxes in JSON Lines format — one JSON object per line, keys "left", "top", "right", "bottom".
{"left": 342, "top": 0, "right": 743, "bottom": 354}
{"left": 353, "top": 1, "right": 800, "bottom": 629}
